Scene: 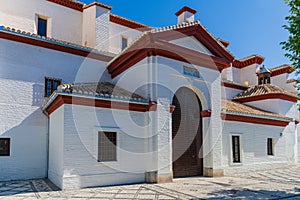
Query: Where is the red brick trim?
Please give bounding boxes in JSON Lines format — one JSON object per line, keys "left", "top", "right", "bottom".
{"left": 149, "top": 101, "right": 157, "bottom": 111}
{"left": 170, "top": 105, "right": 176, "bottom": 113}
{"left": 84, "top": 2, "right": 112, "bottom": 10}
{"left": 47, "top": 0, "right": 83, "bottom": 12}
{"left": 110, "top": 14, "right": 150, "bottom": 30}
{"left": 175, "top": 6, "right": 197, "bottom": 16}
{"left": 295, "top": 120, "right": 299, "bottom": 125}
{"left": 221, "top": 82, "right": 248, "bottom": 90}
{"left": 201, "top": 110, "right": 212, "bottom": 118}
{"left": 270, "top": 65, "right": 294, "bottom": 77}
{"left": 46, "top": 95, "right": 151, "bottom": 115}
{"left": 221, "top": 113, "right": 290, "bottom": 127}
{"left": 234, "top": 93, "right": 297, "bottom": 103}
{"left": 0, "top": 31, "right": 113, "bottom": 62}
{"left": 233, "top": 55, "right": 264, "bottom": 69}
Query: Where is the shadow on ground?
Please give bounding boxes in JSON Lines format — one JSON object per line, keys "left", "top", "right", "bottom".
{"left": 205, "top": 187, "right": 300, "bottom": 199}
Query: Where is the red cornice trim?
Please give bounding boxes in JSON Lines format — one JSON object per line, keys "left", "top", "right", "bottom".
{"left": 170, "top": 105, "right": 176, "bottom": 113}
{"left": 201, "top": 110, "right": 212, "bottom": 118}
{"left": 221, "top": 113, "right": 289, "bottom": 127}
{"left": 175, "top": 6, "right": 197, "bottom": 16}
{"left": 0, "top": 31, "right": 113, "bottom": 62}
{"left": 108, "top": 37, "right": 231, "bottom": 78}
{"left": 46, "top": 95, "right": 151, "bottom": 115}
{"left": 110, "top": 14, "right": 150, "bottom": 30}
{"left": 270, "top": 65, "right": 294, "bottom": 77}
{"left": 295, "top": 120, "right": 299, "bottom": 125}
{"left": 153, "top": 25, "right": 234, "bottom": 62}
{"left": 217, "top": 38, "right": 230, "bottom": 48}
{"left": 47, "top": 0, "right": 83, "bottom": 12}
{"left": 107, "top": 24, "right": 234, "bottom": 78}
{"left": 149, "top": 101, "right": 157, "bottom": 111}
{"left": 84, "top": 2, "right": 112, "bottom": 10}
{"left": 233, "top": 55, "right": 264, "bottom": 69}
{"left": 234, "top": 93, "right": 297, "bottom": 103}
{"left": 221, "top": 82, "right": 248, "bottom": 90}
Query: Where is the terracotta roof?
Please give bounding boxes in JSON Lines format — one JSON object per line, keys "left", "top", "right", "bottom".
{"left": 269, "top": 64, "right": 294, "bottom": 77}
{"left": 222, "top": 100, "right": 292, "bottom": 120}
{"left": 47, "top": 0, "right": 84, "bottom": 12}
{"left": 57, "top": 82, "right": 147, "bottom": 102}
{"left": 233, "top": 84, "right": 298, "bottom": 102}
{"left": 110, "top": 14, "right": 150, "bottom": 30}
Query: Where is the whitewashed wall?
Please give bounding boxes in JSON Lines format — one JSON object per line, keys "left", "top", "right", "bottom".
{"left": 245, "top": 99, "right": 297, "bottom": 118}
{"left": 239, "top": 64, "right": 258, "bottom": 86}
{"left": 109, "top": 22, "right": 143, "bottom": 54}
{"left": 0, "top": 0, "right": 83, "bottom": 45}
{"left": 48, "top": 106, "right": 64, "bottom": 189}
{"left": 53, "top": 104, "right": 152, "bottom": 189}
{"left": 221, "top": 86, "right": 244, "bottom": 100}
{"left": 271, "top": 73, "right": 296, "bottom": 92}
{"left": 0, "top": 38, "right": 109, "bottom": 181}
{"left": 222, "top": 121, "right": 296, "bottom": 174}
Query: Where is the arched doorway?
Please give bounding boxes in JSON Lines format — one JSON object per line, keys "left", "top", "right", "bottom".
{"left": 172, "top": 87, "right": 203, "bottom": 178}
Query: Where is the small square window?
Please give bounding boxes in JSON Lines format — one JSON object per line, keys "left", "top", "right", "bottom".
{"left": 267, "top": 138, "right": 274, "bottom": 156}
{"left": 121, "top": 37, "right": 128, "bottom": 50}
{"left": 38, "top": 18, "right": 47, "bottom": 37}
{"left": 0, "top": 138, "right": 10, "bottom": 156}
{"left": 232, "top": 136, "right": 241, "bottom": 163}
{"left": 98, "top": 132, "right": 117, "bottom": 162}
{"left": 45, "top": 77, "right": 61, "bottom": 97}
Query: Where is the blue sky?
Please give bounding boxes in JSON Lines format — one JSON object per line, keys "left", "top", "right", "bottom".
{"left": 82, "top": 0, "right": 290, "bottom": 68}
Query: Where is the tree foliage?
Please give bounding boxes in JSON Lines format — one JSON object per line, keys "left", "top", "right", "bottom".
{"left": 281, "top": 0, "right": 300, "bottom": 75}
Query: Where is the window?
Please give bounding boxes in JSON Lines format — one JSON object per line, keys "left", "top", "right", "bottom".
{"left": 38, "top": 17, "right": 47, "bottom": 37}
{"left": 98, "top": 132, "right": 117, "bottom": 162}
{"left": 267, "top": 138, "right": 274, "bottom": 156}
{"left": 232, "top": 136, "right": 241, "bottom": 163}
{"left": 121, "top": 37, "right": 128, "bottom": 50}
{"left": 0, "top": 138, "right": 10, "bottom": 156}
{"left": 45, "top": 77, "right": 61, "bottom": 97}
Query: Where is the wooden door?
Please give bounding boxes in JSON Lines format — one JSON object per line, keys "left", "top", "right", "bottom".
{"left": 172, "top": 88, "right": 203, "bottom": 178}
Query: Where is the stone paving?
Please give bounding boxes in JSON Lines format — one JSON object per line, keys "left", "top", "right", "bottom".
{"left": 1, "top": 165, "right": 300, "bottom": 199}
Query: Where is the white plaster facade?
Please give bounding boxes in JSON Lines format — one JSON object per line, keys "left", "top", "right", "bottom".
{"left": 0, "top": 0, "right": 299, "bottom": 190}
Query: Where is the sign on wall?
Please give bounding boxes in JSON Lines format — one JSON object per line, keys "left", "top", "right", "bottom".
{"left": 183, "top": 66, "right": 200, "bottom": 78}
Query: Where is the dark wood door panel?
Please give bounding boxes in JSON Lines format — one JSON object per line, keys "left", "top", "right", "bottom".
{"left": 172, "top": 88, "right": 203, "bottom": 178}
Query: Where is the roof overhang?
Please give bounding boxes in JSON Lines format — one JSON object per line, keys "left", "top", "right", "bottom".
{"left": 107, "top": 24, "right": 234, "bottom": 78}
{"left": 234, "top": 93, "right": 298, "bottom": 103}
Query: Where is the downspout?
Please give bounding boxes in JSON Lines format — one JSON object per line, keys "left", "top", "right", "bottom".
{"left": 42, "top": 109, "right": 50, "bottom": 179}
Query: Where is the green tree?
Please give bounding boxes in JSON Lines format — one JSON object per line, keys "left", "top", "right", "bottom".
{"left": 281, "top": 0, "right": 300, "bottom": 76}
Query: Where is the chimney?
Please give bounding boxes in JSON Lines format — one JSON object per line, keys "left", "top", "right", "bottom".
{"left": 175, "top": 6, "right": 197, "bottom": 24}
{"left": 82, "top": 1, "right": 112, "bottom": 51}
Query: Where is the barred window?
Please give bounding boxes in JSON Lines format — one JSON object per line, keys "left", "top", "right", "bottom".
{"left": 232, "top": 136, "right": 241, "bottom": 163}
{"left": 45, "top": 77, "right": 61, "bottom": 97}
{"left": 267, "top": 138, "right": 274, "bottom": 156}
{"left": 0, "top": 138, "right": 10, "bottom": 156}
{"left": 98, "top": 132, "right": 117, "bottom": 162}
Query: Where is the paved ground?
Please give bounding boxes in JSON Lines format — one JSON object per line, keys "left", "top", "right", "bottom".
{"left": 1, "top": 165, "right": 300, "bottom": 199}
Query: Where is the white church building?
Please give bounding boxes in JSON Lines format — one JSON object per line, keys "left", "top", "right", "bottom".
{"left": 0, "top": 0, "right": 299, "bottom": 189}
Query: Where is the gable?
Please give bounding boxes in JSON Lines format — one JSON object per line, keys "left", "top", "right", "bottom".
{"left": 170, "top": 36, "right": 213, "bottom": 56}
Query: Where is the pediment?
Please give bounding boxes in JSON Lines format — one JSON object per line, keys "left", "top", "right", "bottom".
{"left": 170, "top": 36, "right": 214, "bottom": 56}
